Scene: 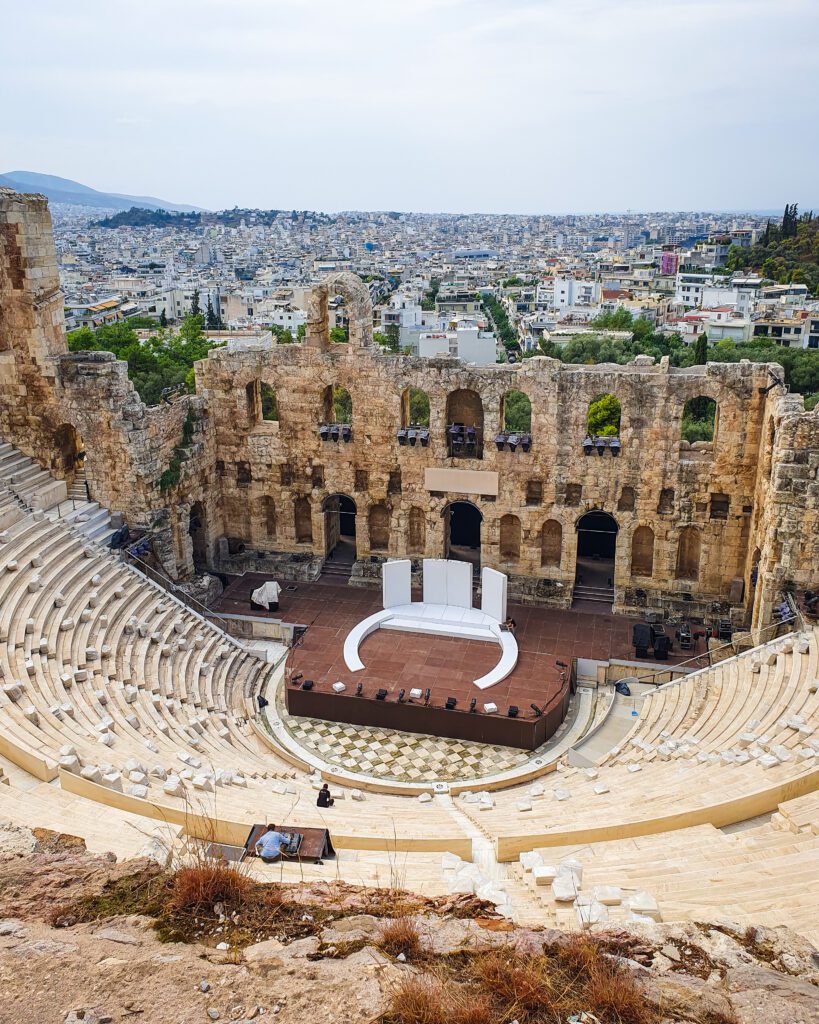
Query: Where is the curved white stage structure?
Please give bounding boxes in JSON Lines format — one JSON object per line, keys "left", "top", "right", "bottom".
{"left": 343, "top": 559, "right": 518, "bottom": 691}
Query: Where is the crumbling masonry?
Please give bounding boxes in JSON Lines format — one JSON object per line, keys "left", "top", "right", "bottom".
{"left": 1, "top": 187, "right": 817, "bottom": 629}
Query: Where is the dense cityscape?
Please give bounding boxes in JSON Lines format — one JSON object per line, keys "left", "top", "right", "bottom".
{"left": 52, "top": 200, "right": 819, "bottom": 408}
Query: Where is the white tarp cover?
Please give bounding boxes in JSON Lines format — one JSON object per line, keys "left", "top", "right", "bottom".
{"left": 251, "top": 581, "right": 281, "bottom": 608}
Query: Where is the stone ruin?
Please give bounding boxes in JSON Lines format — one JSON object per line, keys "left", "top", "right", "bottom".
{"left": 1, "top": 186, "right": 817, "bottom": 630}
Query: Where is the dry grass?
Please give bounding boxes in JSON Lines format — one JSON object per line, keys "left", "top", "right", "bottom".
{"left": 167, "top": 861, "right": 253, "bottom": 914}
{"left": 388, "top": 975, "right": 493, "bottom": 1024}
{"left": 377, "top": 916, "right": 422, "bottom": 959}
{"left": 382, "top": 936, "right": 660, "bottom": 1024}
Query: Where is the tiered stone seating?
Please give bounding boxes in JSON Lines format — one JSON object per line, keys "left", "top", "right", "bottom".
{"left": 507, "top": 812, "right": 819, "bottom": 945}
{"left": 455, "top": 627, "right": 819, "bottom": 860}
{"left": 0, "top": 483, "right": 472, "bottom": 855}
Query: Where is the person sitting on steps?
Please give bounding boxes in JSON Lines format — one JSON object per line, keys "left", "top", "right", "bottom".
{"left": 316, "top": 783, "right": 335, "bottom": 808}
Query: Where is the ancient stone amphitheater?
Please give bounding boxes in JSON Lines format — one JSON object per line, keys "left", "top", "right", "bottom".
{"left": 0, "top": 187, "right": 818, "bottom": 949}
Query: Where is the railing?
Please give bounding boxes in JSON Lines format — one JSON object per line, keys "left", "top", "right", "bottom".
{"left": 621, "top": 611, "right": 803, "bottom": 688}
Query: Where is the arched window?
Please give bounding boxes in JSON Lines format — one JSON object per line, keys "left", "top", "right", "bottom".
{"left": 587, "top": 393, "right": 621, "bottom": 436}
{"left": 408, "top": 507, "right": 426, "bottom": 554}
{"left": 682, "top": 396, "right": 717, "bottom": 443}
{"left": 676, "top": 526, "right": 700, "bottom": 581}
{"left": 294, "top": 495, "right": 312, "bottom": 544}
{"left": 321, "top": 384, "right": 352, "bottom": 424}
{"left": 402, "top": 387, "right": 430, "bottom": 427}
{"left": 369, "top": 504, "right": 390, "bottom": 551}
{"left": 502, "top": 390, "right": 532, "bottom": 432}
{"left": 499, "top": 514, "right": 521, "bottom": 563}
{"left": 260, "top": 383, "right": 278, "bottom": 421}
{"left": 540, "top": 519, "right": 562, "bottom": 568}
{"left": 445, "top": 388, "right": 484, "bottom": 458}
{"left": 245, "top": 380, "right": 260, "bottom": 423}
{"left": 259, "top": 496, "right": 276, "bottom": 539}
{"left": 631, "top": 525, "right": 655, "bottom": 577}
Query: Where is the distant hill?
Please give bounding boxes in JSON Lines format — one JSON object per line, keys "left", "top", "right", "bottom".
{"left": 0, "top": 171, "right": 203, "bottom": 213}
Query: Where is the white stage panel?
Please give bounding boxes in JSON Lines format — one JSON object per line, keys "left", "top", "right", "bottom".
{"left": 422, "top": 559, "right": 448, "bottom": 605}
{"left": 382, "top": 559, "right": 411, "bottom": 609}
{"left": 447, "top": 560, "right": 473, "bottom": 609}
{"left": 481, "top": 567, "right": 507, "bottom": 622}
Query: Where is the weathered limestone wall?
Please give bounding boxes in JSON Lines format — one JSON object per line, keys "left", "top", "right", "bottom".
{"left": 2, "top": 190, "right": 817, "bottom": 622}
{"left": 196, "top": 332, "right": 774, "bottom": 619}
{"left": 748, "top": 392, "right": 819, "bottom": 628}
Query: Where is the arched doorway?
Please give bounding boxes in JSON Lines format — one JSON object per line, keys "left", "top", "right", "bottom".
{"left": 188, "top": 501, "right": 208, "bottom": 571}
{"left": 574, "top": 509, "right": 618, "bottom": 606}
{"left": 444, "top": 501, "right": 482, "bottom": 569}
{"left": 322, "top": 493, "right": 356, "bottom": 565}
{"left": 53, "top": 423, "right": 85, "bottom": 490}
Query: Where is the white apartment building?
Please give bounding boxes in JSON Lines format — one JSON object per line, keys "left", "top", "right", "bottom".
{"left": 552, "top": 276, "right": 601, "bottom": 309}
{"left": 417, "top": 325, "right": 497, "bottom": 365}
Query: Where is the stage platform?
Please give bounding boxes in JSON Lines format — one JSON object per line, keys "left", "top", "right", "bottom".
{"left": 217, "top": 574, "right": 696, "bottom": 750}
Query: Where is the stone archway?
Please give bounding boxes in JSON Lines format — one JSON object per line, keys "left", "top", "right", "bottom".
{"left": 573, "top": 509, "right": 618, "bottom": 606}
{"left": 305, "top": 273, "right": 373, "bottom": 350}
{"left": 188, "top": 501, "right": 208, "bottom": 571}
{"left": 322, "top": 493, "right": 356, "bottom": 564}
{"left": 53, "top": 422, "right": 84, "bottom": 487}
{"left": 443, "top": 500, "right": 482, "bottom": 569}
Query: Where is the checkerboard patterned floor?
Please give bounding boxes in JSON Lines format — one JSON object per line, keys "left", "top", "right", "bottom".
{"left": 278, "top": 695, "right": 581, "bottom": 784}
{"left": 281, "top": 713, "right": 530, "bottom": 780}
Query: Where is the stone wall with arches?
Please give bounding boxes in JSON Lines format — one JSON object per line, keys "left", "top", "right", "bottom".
{"left": 2, "top": 191, "right": 817, "bottom": 625}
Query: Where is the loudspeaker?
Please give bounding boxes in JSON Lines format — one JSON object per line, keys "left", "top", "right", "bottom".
{"left": 376, "top": 688, "right": 388, "bottom": 700}
{"left": 301, "top": 679, "right": 314, "bottom": 690}
{"left": 445, "top": 697, "right": 457, "bottom": 710}
{"left": 507, "top": 705, "right": 519, "bottom": 718}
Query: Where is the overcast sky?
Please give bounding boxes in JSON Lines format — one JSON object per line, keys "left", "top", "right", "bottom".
{"left": 2, "top": 0, "right": 816, "bottom": 214}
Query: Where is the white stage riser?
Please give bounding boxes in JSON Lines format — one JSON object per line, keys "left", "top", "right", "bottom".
{"left": 381, "top": 620, "right": 498, "bottom": 642}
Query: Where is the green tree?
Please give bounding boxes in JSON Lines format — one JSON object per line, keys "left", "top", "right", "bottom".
{"left": 205, "top": 296, "right": 220, "bottom": 331}
{"left": 693, "top": 332, "right": 708, "bottom": 366}
{"left": 329, "top": 326, "right": 348, "bottom": 343}
{"left": 587, "top": 393, "right": 621, "bottom": 436}
{"left": 296, "top": 323, "right": 306, "bottom": 342}
{"left": 408, "top": 387, "right": 430, "bottom": 426}
{"left": 503, "top": 390, "right": 532, "bottom": 431}
{"left": 190, "top": 289, "right": 201, "bottom": 317}
{"left": 159, "top": 308, "right": 168, "bottom": 328}
{"left": 270, "top": 324, "right": 294, "bottom": 344}
{"left": 420, "top": 278, "right": 440, "bottom": 311}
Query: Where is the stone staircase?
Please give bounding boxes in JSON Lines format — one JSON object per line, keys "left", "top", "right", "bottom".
{"left": 0, "top": 439, "right": 116, "bottom": 548}
{"left": 321, "top": 559, "right": 353, "bottom": 580}
{"left": 572, "top": 583, "right": 615, "bottom": 606}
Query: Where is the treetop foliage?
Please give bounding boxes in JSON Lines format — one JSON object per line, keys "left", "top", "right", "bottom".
{"left": 66, "top": 315, "right": 224, "bottom": 406}
{"left": 726, "top": 203, "right": 819, "bottom": 293}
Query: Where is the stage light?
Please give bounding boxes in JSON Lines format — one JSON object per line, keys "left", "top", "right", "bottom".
{"left": 530, "top": 703, "right": 543, "bottom": 717}
{"left": 355, "top": 682, "right": 363, "bottom": 696}
{"left": 610, "top": 437, "right": 621, "bottom": 457}
{"left": 469, "top": 698, "right": 477, "bottom": 713}
{"left": 582, "top": 435, "right": 594, "bottom": 456}
{"left": 595, "top": 437, "right": 606, "bottom": 456}
{"left": 398, "top": 688, "right": 406, "bottom": 703}
{"left": 396, "top": 428, "right": 407, "bottom": 445}
{"left": 445, "top": 696, "right": 457, "bottom": 710}
{"left": 508, "top": 433, "right": 519, "bottom": 452}
{"left": 376, "top": 688, "right": 387, "bottom": 700}
{"left": 521, "top": 433, "right": 532, "bottom": 452}
{"left": 341, "top": 424, "right": 352, "bottom": 443}
{"left": 330, "top": 424, "right": 340, "bottom": 442}
{"left": 419, "top": 429, "right": 430, "bottom": 447}
{"left": 301, "top": 679, "right": 314, "bottom": 690}
{"left": 494, "top": 432, "right": 506, "bottom": 451}
{"left": 507, "top": 705, "right": 519, "bottom": 718}
{"left": 407, "top": 428, "right": 417, "bottom": 446}
{"left": 423, "top": 688, "right": 431, "bottom": 705}
{"left": 319, "top": 424, "right": 330, "bottom": 441}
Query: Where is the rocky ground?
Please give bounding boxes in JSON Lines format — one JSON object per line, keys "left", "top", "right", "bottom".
{"left": 0, "top": 822, "right": 816, "bottom": 1024}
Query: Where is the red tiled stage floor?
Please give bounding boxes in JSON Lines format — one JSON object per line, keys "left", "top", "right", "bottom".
{"left": 216, "top": 576, "right": 696, "bottom": 747}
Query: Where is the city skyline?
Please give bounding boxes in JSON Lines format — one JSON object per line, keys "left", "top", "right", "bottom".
{"left": 4, "top": 0, "right": 818, "bottom": 214}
